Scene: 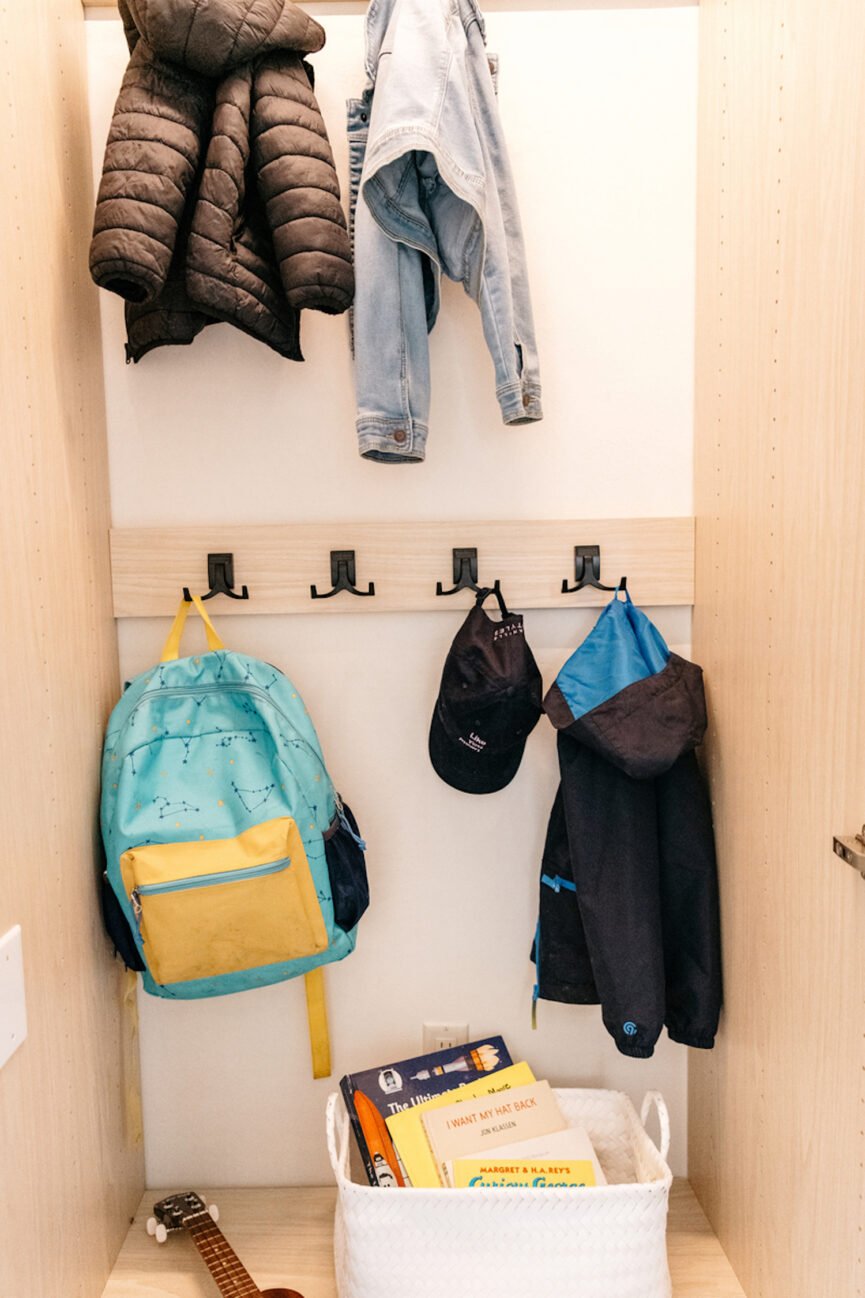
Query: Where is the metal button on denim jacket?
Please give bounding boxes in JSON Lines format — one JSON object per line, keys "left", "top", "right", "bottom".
{"left": 349, "top": 0, "right": 543, "bottom": 464}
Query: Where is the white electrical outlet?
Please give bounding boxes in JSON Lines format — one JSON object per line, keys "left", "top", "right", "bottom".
{"left": 423, "top": 1021, "right": 470, "bottom": 1053}
{"left": 0, "top": 926, "right": 27, "bottom": 1070}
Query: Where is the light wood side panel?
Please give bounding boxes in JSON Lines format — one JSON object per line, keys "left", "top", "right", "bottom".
{"left": 101, "top": 1182, "right": 746, "bottom": 1298}
{"left": 109, "top": 517, "right": 694, "bottom": 616}
{"left": 691, "top": 3, "right": 865, "bottom": 1297}
{"left": 0, "top": 2, "right": 145, "bottom": 1296}
{"left": 80, "top": 0, "right": 700, "bottom": 8}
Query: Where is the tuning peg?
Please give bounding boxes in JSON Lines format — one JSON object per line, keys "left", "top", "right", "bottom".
{"left": 155, "top": 1223, "right": 168, "bottom": 1244}
{"left": 208, "top": 1204, "right": 220, "bottom": 1223}
{"left": 146, "top": 1217, "right": 157, "bottom": 1236}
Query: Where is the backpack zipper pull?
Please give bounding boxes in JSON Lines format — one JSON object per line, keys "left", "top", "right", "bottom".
{"left": 338, "top": 810, "right": 367, "bottom": 851}
{"left": 130, "top": 889, "right": 143, "bottom": 933}
{"left": 335, "top": 793, "right": 367, "bottom": 850}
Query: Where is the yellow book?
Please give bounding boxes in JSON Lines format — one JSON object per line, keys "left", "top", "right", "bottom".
{"left": 453, "top": 1159, "right": 597, "bottom": 1189}
{"left": 385, "top": 1061, "right": 536, "bottom": 1187}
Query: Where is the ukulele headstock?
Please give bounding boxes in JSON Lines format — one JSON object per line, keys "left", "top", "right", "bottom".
{"left": 153, "top": 1191, "right": 206, "bottom": 1230}
{"left": 146, "top": 1191, "right": 218, "bottom": 1243}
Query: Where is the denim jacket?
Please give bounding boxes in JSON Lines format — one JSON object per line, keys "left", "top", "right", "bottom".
{"left": 349, "top": 0, "right": 543, "bottom": 462}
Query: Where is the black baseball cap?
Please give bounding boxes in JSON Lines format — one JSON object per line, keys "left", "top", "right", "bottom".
{"left": 429, "top": 588, "right": 543, "bottom": 794}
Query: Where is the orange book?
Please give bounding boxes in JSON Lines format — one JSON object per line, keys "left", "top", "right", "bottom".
{"left": 354, "top": 1090, "right": 405, "bottom": 1187}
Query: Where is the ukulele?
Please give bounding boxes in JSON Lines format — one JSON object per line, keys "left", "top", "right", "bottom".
{"left": 147, "top": 1191, "right": 304, "bottom": 1298}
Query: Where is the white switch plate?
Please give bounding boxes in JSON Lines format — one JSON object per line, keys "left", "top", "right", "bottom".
{"left": 0, "top": 926, "right": 27, "bottom": 1070}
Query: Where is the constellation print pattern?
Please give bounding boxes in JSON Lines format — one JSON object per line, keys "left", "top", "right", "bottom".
{"left": 231, "top": 781, "right": 276, "bottom": 814}
{"left": 279, "top": 736, "right": 314, "bottom": 755}
{"left": 215, "top": 732, "right": 259, "bottom": 749}
{"left": 153, "top": 795, "right": 200, "bottom": 820}
{"left": 236, "top": 696, "right": 262, "bottom": 721}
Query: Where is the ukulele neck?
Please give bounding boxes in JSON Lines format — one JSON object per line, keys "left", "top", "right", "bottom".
{"left": 186, "top": 1213, "right": 261, "bottom": 1298}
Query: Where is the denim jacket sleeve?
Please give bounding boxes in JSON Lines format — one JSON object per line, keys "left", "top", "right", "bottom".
{"left": 351, "top": 0, "right": 542, "bottom": 463}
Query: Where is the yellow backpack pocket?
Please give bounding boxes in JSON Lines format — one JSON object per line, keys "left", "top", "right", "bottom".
{"left": 119, "top": 817, "right": 328, "bottom": 986}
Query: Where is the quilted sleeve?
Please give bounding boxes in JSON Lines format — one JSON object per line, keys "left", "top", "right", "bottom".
{"left": 252, "top": 53, "right": 354, "bottom": 315}
{"left": 90, "top": 41, "right": 211, "bottom": 305}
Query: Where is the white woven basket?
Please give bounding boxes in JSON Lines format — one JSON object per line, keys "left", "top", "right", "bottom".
{"left": 326, "top": 1087, "right": 673, "bottom": 1298}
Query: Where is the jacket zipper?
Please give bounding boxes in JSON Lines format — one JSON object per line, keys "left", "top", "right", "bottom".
{"left": 541, "top": 873, "right": 577, "bottom": 895}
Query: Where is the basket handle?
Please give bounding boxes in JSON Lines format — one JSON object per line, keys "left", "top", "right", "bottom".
{"left": 640, "top": 1091, "right": 671, "bottom": 1162}
{"left": 326, "top": 1092, "right": 351, "bottom": 1183}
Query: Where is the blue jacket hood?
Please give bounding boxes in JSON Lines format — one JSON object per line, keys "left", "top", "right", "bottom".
{"left": 545, "top": 596, "right": 708, "bottom": 779}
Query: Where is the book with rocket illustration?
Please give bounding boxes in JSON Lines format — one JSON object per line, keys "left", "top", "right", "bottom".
{"left": 339, "top": 1037, "right": 513, "bottom": 1187}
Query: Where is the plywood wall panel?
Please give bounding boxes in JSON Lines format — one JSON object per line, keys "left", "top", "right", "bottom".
{"left": 0, "top": 3, "right": 144, "bottom": 1295}
{"left": 692, "top": 3, "right": 865, "bottom": 1296}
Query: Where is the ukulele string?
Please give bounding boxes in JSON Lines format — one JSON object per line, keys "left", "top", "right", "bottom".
{"left": 187, "top": 1213, "right": 260, "bottom": 1298}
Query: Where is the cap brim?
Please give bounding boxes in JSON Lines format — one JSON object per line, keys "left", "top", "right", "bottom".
{"left": 428, "top": 709, "right": 528, "bottom": 795}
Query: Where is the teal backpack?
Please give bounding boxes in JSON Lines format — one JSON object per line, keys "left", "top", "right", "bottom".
{"left": 100, "top": 596, "right": 368, "bottom": 1077}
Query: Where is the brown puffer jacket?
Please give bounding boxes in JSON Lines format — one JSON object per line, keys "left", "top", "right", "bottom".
{"left": 91, "top": 0, "right": 353, "bottom": 362}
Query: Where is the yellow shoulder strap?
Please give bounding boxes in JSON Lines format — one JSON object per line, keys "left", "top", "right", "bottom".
{"left": 304, "top": 968, "right": 332, "bottom": 1079}
{"left": 121, "top": 970, "right": 144, "bottom": 1148}
{"left": 161, "top": 594, "right": 225, "bottom": 663}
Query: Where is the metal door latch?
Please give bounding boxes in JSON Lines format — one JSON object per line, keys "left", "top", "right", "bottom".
{"left": 833, "top": 828, "right": 865, "bottom": 880}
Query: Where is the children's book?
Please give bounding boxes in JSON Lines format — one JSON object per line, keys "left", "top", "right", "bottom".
{"left": 386, "top": 1061, "right": 536, "bottom": 1188}
{"left": 454, "top": 1123, "right": 606, "bottom": 1186}
{"left": 339, "top": 1036, "right": 512, "bottom": 1187}
{"left": 452, "top": 1160, "right": 598, "bottom": 1189}
{"left": 421, "top": 1080, "right": 567, "bottom": 1187}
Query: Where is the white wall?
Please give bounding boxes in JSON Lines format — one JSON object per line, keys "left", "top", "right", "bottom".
{"left": 87, "top": 2, "right": 698, "bottom": 1185}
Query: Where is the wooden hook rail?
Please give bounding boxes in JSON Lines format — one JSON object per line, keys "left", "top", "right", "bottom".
{"left": 109, "top": 517, "right": 694, "bottom": 617}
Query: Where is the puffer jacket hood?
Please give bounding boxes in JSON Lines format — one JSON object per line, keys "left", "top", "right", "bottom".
{"left": 543, "top": 594, "right": 707, "bottom": 779}
{"left": 118, "top": 0, "right": 324, "bottom": 74}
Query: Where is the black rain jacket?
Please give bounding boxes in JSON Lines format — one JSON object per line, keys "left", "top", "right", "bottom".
{"left": 532, "top": 594, "right": 722, "bottom": 1059}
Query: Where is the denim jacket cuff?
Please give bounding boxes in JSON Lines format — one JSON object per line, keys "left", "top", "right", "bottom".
{"left": 357, "top": 415, "right": 429, "bottom": 463}
{"left": 497, "top": 379, "right": 543, "bottom": 426}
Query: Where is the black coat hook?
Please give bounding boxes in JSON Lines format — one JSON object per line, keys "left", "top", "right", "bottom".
{"left": 310, "top": 550, "right": 375, "bottom": 600}
{"left": 561, "top": 546, "right": 626, "bottom": 595}
{"left": 436, "top": 547, "right": 502, "bottom": 598}
{"left": 183, "top": 552, "right": 249, "bottom": 602}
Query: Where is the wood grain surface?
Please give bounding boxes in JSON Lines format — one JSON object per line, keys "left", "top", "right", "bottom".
{"left": 110, "top": 517, "right": 695, "bottom": 616}
{"left": 0, "top": 2, "right": 145, "bottom": 1295}
{"left": 101, "top": 1182, "right": 746, "bottom": 1298}
{"left": 691, "top": 3, "right": 865, "bottom": 1296}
